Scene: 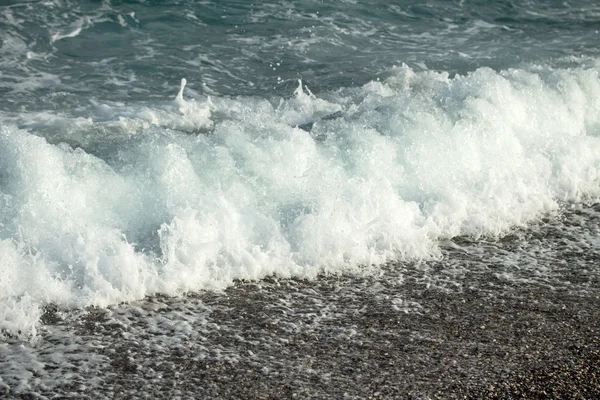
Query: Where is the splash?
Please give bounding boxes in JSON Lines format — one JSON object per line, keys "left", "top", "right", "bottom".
{"left": 2, "top": 63, "right": 600, "bottom": 336}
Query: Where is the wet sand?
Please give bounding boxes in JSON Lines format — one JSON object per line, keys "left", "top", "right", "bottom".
{"left": 3, "top": 205, "right": 600, "bottom": 399}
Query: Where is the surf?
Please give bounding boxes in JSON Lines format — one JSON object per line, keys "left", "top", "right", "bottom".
{"left": 2, "top": 62, "right": 600, "bottom": 336}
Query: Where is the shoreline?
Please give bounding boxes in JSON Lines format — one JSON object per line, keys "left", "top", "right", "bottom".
{"left": 4, "top": 273, "right": 599, "bottom": 399}
{"left": 2, "top": 205, "right": 600, "bottom": 399}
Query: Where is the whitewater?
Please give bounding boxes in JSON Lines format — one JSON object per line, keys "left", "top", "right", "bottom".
{"left": 2, "top": 61, "right": 600, "bottom": 336}
{"left": 2, "top": 0, "right": 600, "bottom": 397}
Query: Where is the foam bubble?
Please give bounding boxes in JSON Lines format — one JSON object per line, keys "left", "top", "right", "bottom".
{"left": 2, "top": 63, "right": 600, "bottom": 336}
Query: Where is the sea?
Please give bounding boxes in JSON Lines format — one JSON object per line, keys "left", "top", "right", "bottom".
{"left": 1, "top": 0, "right": 600, "bottom": 398}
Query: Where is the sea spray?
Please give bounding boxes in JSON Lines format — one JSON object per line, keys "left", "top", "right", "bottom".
{"left": 2, "top": 64, "right": 600, "bottom": 336}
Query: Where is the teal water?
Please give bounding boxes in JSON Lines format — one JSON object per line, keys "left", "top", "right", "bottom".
{"left": 2, "top": 0, "right": 600, "bottom": 109}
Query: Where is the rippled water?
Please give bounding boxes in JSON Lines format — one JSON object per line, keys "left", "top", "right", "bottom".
{"left": 3, "top": 0, "right": 600, "bottom": 107}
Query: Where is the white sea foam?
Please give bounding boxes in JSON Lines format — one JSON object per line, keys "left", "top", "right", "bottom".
{"left": 50, "top": 18, "right": 88, "bottom": 43}
{"left": 2, "top": 64, "right": 600, "bottom": 336}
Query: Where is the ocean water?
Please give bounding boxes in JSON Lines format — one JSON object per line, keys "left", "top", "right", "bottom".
{"left": 1, "top": 0, "right": 600, "bottom": 341}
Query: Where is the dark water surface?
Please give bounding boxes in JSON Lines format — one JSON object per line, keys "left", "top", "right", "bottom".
{"left": 3, "top": 0, "right": 600, "bottom": 107}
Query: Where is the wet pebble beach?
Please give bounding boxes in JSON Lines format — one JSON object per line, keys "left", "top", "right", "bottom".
{"left": 2, "top": 204, "right": 599, "bottom": 399}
